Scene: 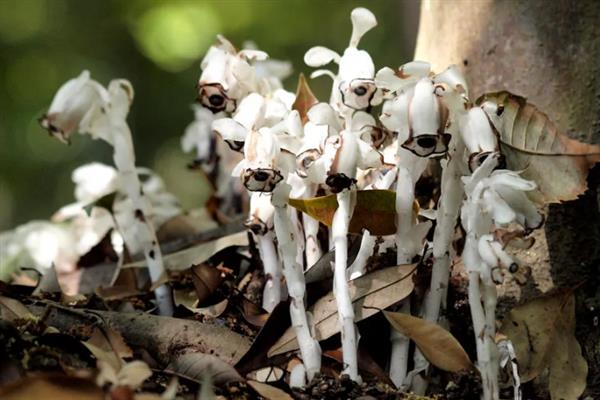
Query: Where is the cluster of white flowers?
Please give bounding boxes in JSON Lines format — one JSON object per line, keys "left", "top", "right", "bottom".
{"left": 22, "top": 6, "right": 544, "bottom": 398}
{"left": 180, "top": 7, "right": 543, "bottom": 396}
{"left": 0, "top": 163, "right": 180, "bottom": 288}
{"left": 38, "top": 71, "right": 179, "bottom": 315}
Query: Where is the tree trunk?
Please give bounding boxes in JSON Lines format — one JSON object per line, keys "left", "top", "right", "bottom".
{"left": 415, "top": 0, "right": 600, "bottom": 396}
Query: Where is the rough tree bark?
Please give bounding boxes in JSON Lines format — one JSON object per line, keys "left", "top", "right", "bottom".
{"left": 415, "top": 0, "right": 600, "bottom": 396}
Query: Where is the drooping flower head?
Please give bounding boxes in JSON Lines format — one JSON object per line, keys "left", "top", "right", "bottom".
{"left": 39, "top": 70, "right": 109, "bottom": 144}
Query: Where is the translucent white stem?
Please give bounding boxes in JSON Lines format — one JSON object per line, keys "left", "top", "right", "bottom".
{"left": 422, "top": 142, "right": 464, "bottom": 323}
{"left": 412, "top": 142, "right": 465, "bottom": 392}
{"left": 390, "top": 155, "right": 427, "bottom": 388}
{"left": 389, "top": 299, "right": 411, "bottom": 388}
{"left": 112, "top": 126, "right": 173, "bottom": 315}
{"left": 256, "top": 231, "right": 281, "bottom": 312}
{"left": 347, "top": 230, "right": 376, "bottom": 280}
{"left": 467, "top": 257, "right": 499, "bottom": 400}
{"left": 332, "top": 189, "right": 360, "bottom": 381}
{"left": 273, "top": 203, "right": 321, "bottom": 382}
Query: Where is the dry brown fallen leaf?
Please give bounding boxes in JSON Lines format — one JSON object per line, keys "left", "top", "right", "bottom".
{"left": 123, "top": 231, "right": 248, "bottom": 271}
{"left": 0, "top": 295, "right": 34, "bottom": 322}
{"left": 0, "top": 374, "right": 103, "bottom": 400}
{"left": 83, "top": 325, "right": 134, "bottom": 372}
{"left": 269, "top": 264, "right": 416, "bottom": 357}
{"left": 500, "top": 292, "right": 588, "bottom": 400}
{"left": 292, "top": 73, "right": 319, "bottom": 124}
{"left": 384, "top": 311, "right": 474, "bottom": 373}
{"left": 156, "top": 211, "right": 219, "bottom": 243}
{"left": 190, "top": 262, "right": 226, "bottom": 304}
{"left": 248, "top": 380, "right": 293, "bottom": 400}
{"left": 289, "top": 190, "right": 418, "bottom": 236}
{"left": 173, "top": 288, "right": 229, "bottom": 318}
{"left": 478, "top": 91, "right": 600, "bottom": 203}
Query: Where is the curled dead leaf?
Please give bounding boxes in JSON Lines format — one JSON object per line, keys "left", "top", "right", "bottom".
{"left": 478, "top": 92, "right": 600, "bottom": 203}
{"left": 0, "top": 295, "right": 34, "bottom": 322}
{"left": 500, "top": 292, "right": 587, "bottom": 399}
{"left": 123, "top": 231, "right": 248, "bottom": 271}
{"left": 292, "top": 74, "right": 318, "bottom": 124}
{"left": 289, "top": 190, "right": 418, "bottom": 236}
{"left": 384, "top": 311, "right": 474, "bottom": 373}
{"left": 269, "top": 264, "right": 416, "bottom": 357}
{"left": 190, "top": 262, "right": 226, "bottom": 305}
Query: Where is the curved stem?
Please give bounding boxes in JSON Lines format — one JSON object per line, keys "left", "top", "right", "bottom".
{"left": 112, "top": 125, "right": 173, "bottom": 315}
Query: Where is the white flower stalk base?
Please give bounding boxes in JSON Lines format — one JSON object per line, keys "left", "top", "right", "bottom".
{"left": 412, "top": 141, "right": 466, "bottom": 393}
{"left": 112, "top": 127, "right": 174, "bottom": 316}
{"left": 273, "top": 202, "right": 321, "bottom": 381}
{"left": 390, "top": 155, "right": 429, "bottom": 388}
{"left": 332, "top": 189, "right": 360, "bottom": 381}
{"left": 468, "top": 266, "right": 500, "bottom": 400}
{"left": 256, "top": 231, "right": 281, "bottom": 312}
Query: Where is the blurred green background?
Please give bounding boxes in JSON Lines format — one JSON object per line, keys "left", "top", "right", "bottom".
{"left": 0, "top": 0, "right": 419, "bottom": 231}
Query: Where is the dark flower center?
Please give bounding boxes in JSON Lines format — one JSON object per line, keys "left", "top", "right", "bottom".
{"left": 416, "top": 136, "right": 437, "bottom": 149}
{"left": 209, "top": 94, "right": 225, "bottom": 107}
{"left": 253, "top": 170, "right": 270, "bottom": 181}
{"left": 353, "top": 86, "right": 368, "bottom": 96}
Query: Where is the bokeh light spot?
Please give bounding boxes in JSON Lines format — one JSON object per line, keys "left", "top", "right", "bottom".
{"left": 131, "top": 3, "right": 221, "bottom": 72}
{"left": 0, "top": 0, "right": 48, "bottom": 44}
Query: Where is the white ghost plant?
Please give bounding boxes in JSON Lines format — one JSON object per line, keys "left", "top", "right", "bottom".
{"left": 41, "top": 72, "right": 174, "bottom": 315}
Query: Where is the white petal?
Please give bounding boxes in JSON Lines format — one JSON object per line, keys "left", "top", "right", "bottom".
{"left": 460, "top": 107, "right": 498, "bottom": 154}
{"left": 375, "top": 67, "right": 402, "bottom": 92}
{"left": 234, "top": 93, "right": 266, "bottom": 130}
{"left": 212, "top": 118, "right": 248, "bottom": 142}
{"left": 199, "top": 47, "right": 229, "bottom": 85}
{"left": 494, "top": 184, "right": 543, "bottom": 229}
{"left": 490, "top": 241, "right": 516, "bottom": 270}
{"left": 349, "top": 7, "right": 377, "bottom": 48}
{"left": 272, "top": 88, "right": 296, "bottom": 109}
{"left": 338, "top": 48, "right": 375, "bottom": 82}
{"left": 380, "top": 91, "right": 411, "bottom": 142}
{"left": 231, "top": 159, "right": 246, "bottom": 177}
{"left": 399, "top": 61, "right": 431, "bottom": 79}
{"left": 490, "top": 171, "right": 537, "bottom": 192}
{"left": 244, "top": 127, "right": 279, "bottom": 168}
{"left": 434, "top": 64, "right": 468, "bottom": 96}
{"left": 72, "top": 162, "right": 119, "bottom": 204}
{"left": 350, "top": 111, "right": 376, "bottom": 132}
{"left": 238, "top": 49, "right": 269, "bottom": 62}
{"left": 43, "top": 71, "right": 108, "bottom": 141}
{"left": 478, "top": 235, "right": 499, "bottom": 267}
{"left": 357, "top": 139, "right": 383, "bottom": 169}
{"left": 310, "top": 69, "right": 337, "bottom": 81}
{"left": 410, "top": 78, "right": 440, "bottom": 135}
{"left": 215, "top": 34, "right": 236, "bottom": 54}
{"left": 483, "top": 190, "right": 516, "bottom": 225}
{"left": 307, "top": 102, "right": 342, "bottom": 131}
{"left": 331, "top": 131, "right": 359, "bottom": 177}
{"left": 304, "top": 46, "right": 340, "bottom": 67}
